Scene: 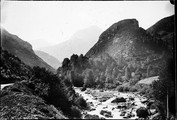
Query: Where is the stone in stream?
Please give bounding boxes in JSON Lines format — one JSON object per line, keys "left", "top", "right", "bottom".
{"left": 111, "top": 97, "right": 126, "bottom": 103}
{"left": 136, "top": 107, "right": 149, "bottom": 119}
{"left": 103, "top": 105, "right": 108, "bottom": 109}
{"left": 99, "top": 97, "right": 109, "bottom": 102}
{"left": 129, "top": 96, "right": 135, "bottom": 101}
{"left": 81, "top": 87, "right": 86, "bottom": 91}
{"left": 120, "top": 111, "right": 126, "bottom": 116}
{"left": 116, "top": 102, "right": 127, "bottom": 109}
{"left": 100, "top": 110, "right": 113, "bottom": 118}
{"left": 90, "top": 108, "right": 96, "bottom": 111}
{"left": 84, "top": 114, "right": 100, "bottom": 119}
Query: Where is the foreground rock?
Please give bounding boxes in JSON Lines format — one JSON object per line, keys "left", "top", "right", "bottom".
{"left": 111, "top": 97, "right": 126, "bottom": 103}
{"left": 136, "top": 107, "right": 149, "bottom": 119}
{"left": 100, "top": 110, "right": 113, "bottom": 118}
{"left": 84, "top": 114, "right": 100, "bottom": 119}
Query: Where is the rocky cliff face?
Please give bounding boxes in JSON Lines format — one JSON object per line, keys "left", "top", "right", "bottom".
{"left": 86, "top": 16, "right": 174, "bottom": 76}
{"left": 1, "top": 28, "right": 55, "bottom": 73}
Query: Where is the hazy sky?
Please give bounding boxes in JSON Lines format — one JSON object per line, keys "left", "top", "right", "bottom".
{"left": 1, "top": 1, "right": 174, "bottom": 49}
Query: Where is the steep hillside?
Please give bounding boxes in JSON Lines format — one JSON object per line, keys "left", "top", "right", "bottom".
{"left": 35, "top": 50, "right": 61, "bottom": 69}
{"left": 86, "top": 16, "right": 174, "bottom": 76}
{"left": 1, "top": 28, "right": 55, "bottom": 73}
{"left": 147, "top": 15, "right": 175, "bottom": 53}
{"left": 39, "top": 26, "right": 102, "bottom": 61}
{"left": 0, "top": 48, "right": 32, "bottom": 84}
{"left": 0, "top": 48, "right": 88, "bottom": 119}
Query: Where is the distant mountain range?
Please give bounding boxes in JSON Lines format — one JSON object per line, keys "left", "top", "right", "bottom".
{"left": 39, "top": 26, "right": 102, "bottom": 62}
{"left": 35, "top": 50, "right": 61, "bottom": 69}
{"left": 1, "top": 28, "right": 56, "bottom": 73}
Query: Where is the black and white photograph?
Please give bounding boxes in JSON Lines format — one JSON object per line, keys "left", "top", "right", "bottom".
{"left": 0, "top": 0, "right": 176, "bottom": 119}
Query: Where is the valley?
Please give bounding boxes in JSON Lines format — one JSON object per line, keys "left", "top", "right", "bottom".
{"left": 0, "top": 4, "right": 175, "bottom": 119}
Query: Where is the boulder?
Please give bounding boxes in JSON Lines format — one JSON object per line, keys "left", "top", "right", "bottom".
{"left": 136, "top": 107, "right": 149, "bottom": 119}
{"left": 111, "top": 97, "right": 126, "bottom": 103}
{"left": 120, "top": 111, "right": 126, "bottom": 116}
{"left": 129, "top": 96, "right": 135, "bottom": 101}
{"left": 99, "top": 97, "right": 108, "bottom": 102}
{"left": 100, "top": 110, "right": 112, "bottom": 118}
{"left": 81, "top": 87, "right": 86, "bottom": 91}
{"left": 84, "top": 114, "right": 100, "bottom": 119}
{"left": 90, "top": 108, "right": 96, "bottom": 111}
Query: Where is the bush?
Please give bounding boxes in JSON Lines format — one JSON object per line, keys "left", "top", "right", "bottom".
{"left": 70, "top": 106, "right": 82, "bottom": 118}
{"left": 74, "top": 96, "right": 88, "bottom": 109}
{"left": 117, "top": 86, "right": 124, "bottom": 92}
{"left": 72, "top": 73, "right": 84, "bottom": 87}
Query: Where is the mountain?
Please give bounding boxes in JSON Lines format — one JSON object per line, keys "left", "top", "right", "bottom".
{"left": 86, "top": 15, "right": 174, "bottom": 67}
{"left": 35, "top": 50, "right": 61, "bottom": 69}
{"left": 1, "top": 28, "right": 55, "bottom": 73}
{"left": 146, "top": 15, "right": 174, "bottom": 53}
{"left": 57, "top": 15, "right": 174, "bottom": 95}
{"left": 39, "top": 26, "right": 102, "bottom": 62}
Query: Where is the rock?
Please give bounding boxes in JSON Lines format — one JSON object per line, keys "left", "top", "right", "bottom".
{"left": 120, "top": 111, "right": 126, "bottom": 116}
{"left": 90, "top": 108, "right": 96, "bottom": 111}
{"left": 84, "top": 114, "right": 100, "bottom": 119}
{"left": 99, "top": 97, "right": 108, "bottom": 102}
{"left": 100, "top": 110, "right": 112, "bottom": 118}
{"left": 129, "top": 97, "right": 135, "bottom": 101}
{"left": 117, "top": 105, "right": 127, "bottom": 109}
{"left": 136, "top": 107, "right": 149, "bottom": 119}
{"left": 100, "top": 117, "right": 106, "bottom": 119}
{"left": 141, "top": 99, "right": 148, "bottom": 104}
{"left": 103, "top": 106, "right": 108, "bottom": 109}
{"left": 111, "top": 97, "right": 126, "bottom": 103}
{"left": 124, "top": 111, "right": 135, "bottom": 118}
{"left": 99, "top": 89, "right": 104, "bottom": 92}
{"left": 81, "top": 87, "right": 86, "bottom": 91}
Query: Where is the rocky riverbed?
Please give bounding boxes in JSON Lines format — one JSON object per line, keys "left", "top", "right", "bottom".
{"left": 75, "top": 87, "right": 148, "bottom": 119}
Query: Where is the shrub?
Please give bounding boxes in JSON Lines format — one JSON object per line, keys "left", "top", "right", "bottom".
{"left": 117, "top": 86, "right": 124, "bottom": 92}
{"left": 123, "top": 86, "right": 129, "bottom": 92}
{"left": 74, "top": 96, "right": 88, "bottom": 109}
{"left": 70, "top": 106, "right": 82, "bottom": 118}
{"left": 72, "top": 73, "right": 84, "bottom": 87}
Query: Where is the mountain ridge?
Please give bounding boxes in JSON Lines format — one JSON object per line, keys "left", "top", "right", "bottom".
{"left": 35, "top": 50, "right": 61, "bottom": 69}
{"left": 39, "top": 26, "right": 102, "bottom": 62}
{"left": 1, "top": 28, "right": 56, "bottom": 73}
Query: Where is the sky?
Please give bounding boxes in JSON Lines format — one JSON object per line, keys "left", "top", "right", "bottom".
{"left": 1, "top": 1, "right": 174, "bottom": 49}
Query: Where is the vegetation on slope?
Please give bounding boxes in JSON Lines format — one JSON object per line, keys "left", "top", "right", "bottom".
{"left": 0, "top": 49, "right": 88, "bottom": 119}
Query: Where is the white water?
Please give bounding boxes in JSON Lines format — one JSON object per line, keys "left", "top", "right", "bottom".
{"left": 75, "top": 87, "right": 147, "bottom": 119}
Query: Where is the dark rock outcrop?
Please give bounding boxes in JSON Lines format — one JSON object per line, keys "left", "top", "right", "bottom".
{"left": 111, "top": 97, "right": 126, "bottom": 103}
{"left": 136, "top": 107, "right": 149, "bottom": 119}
